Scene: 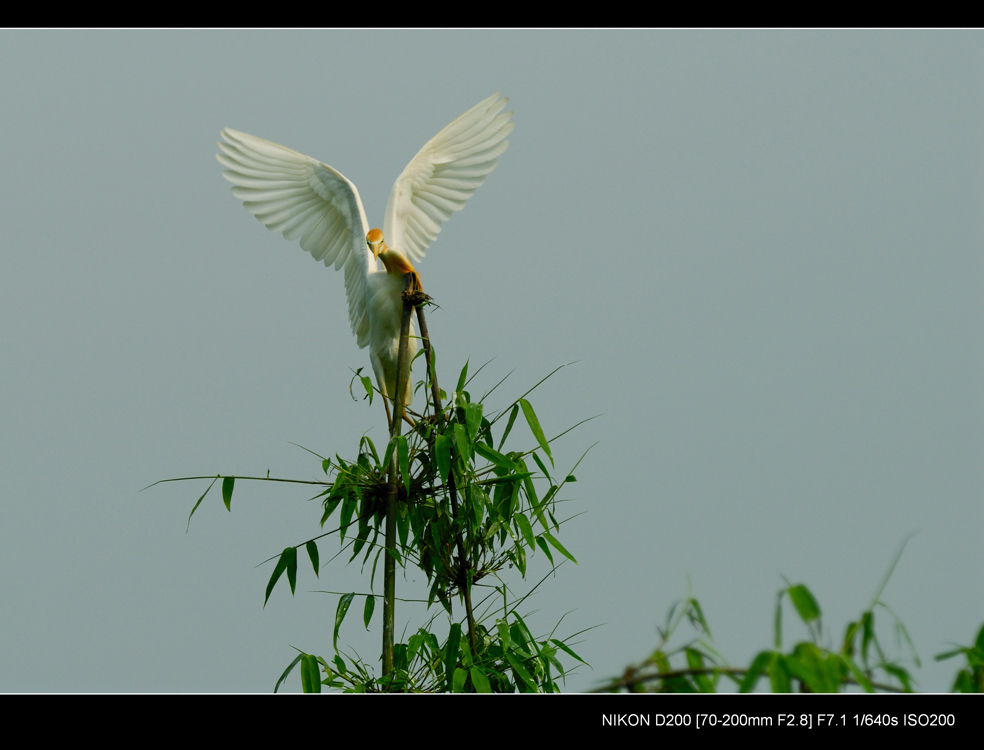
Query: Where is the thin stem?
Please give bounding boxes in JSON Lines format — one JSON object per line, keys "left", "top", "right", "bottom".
{"left": 142, "top": 475, "right": 328, "bottom": 491}
{"left": 415, "top": 302, "right": 478, "bottom": 658}
{"left": 414, "top": 304, "right": 443, "bottom": 428}
{"left": 383, "top": 274, "right": 415, "bottom": 678}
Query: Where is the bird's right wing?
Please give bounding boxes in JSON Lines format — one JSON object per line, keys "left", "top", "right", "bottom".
{"left": 384, "top": 93, "right": 514, "bottom": 263}
{"left": 217, "top": 128, "right": 374, "bottom": 348}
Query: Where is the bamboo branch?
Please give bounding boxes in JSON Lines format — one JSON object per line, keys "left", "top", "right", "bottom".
{"left": 383, "top": 274, "right": 415, "bottom": 678}
{"left": 590, "top": 666, "right": 909, "bottom": 694}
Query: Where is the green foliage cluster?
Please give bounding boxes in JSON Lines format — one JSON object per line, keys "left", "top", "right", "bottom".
{"left": 600, "top": 577, "right": 984, "bottom": 694}
{"left": 168, "top": 358, "right": 590, "bottom": 693}
{"left": 937, "top": 624, "right": 984, "bottom": 693}
{"left": 316, "top": 363, "right": 581, "bottom": 613}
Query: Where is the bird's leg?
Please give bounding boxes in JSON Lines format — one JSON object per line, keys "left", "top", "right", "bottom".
{"left": 407, "top": 270, "right": 423, "bottom": 295}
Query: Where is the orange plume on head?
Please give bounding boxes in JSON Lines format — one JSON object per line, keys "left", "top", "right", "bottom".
{"left": 366, "top": 228, "right": 384, "bottom": 244}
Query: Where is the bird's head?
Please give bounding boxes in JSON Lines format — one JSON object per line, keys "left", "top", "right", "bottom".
{"left": 366, "top": 228, "right": 386, "bottom": 260}
{"left": 367, "top": 227, "right": 418, "bottom": 278}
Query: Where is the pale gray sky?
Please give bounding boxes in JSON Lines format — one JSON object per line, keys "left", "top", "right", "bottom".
{"left": 1, "top": 30, "right": 981, "bottom": 692}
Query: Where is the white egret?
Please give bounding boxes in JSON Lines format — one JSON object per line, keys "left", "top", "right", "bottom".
{"left": 216, "top": 93, "right": 513, "bottom": 419}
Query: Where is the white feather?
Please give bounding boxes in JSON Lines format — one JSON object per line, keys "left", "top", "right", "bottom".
{"left": 216, "top": 95, "right": 513, "bottom": 408}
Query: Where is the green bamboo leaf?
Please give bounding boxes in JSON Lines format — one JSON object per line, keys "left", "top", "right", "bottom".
{"left": 460, "top": 632, "right": 473, "bottom": 667}
{"left": 786, "top": 645, "right": 822, "bottom": 692}
{"left": 470, "top": 666, "right": 491, "bottom": 693}
{"left": 363, "top": 595, "right": 375, "bottom": 630}
{"left": 519, "top": 398, "right": 552, "bottom": 466}
{"left": 361, "top": 374, "right": 373, "bottom": 403}
{"left": 221, "top": 476, "right": 234, "bottom": 511}
{"left": 333, "top": 592, "right": 355, "bottom": 651}
{"left": 473, "top": 441, "right": 515, "bottom": 470}
{"left": 300, "top": 654, "right": 322, "bottom": 693}
{"left": 508, "top": 476, "right": 522, "bottom": 519}
{"left": 478, "top": 416, "right": 493, "bottom": 446}
{"left": 535, "top": 535, "right": 554, "bottom": 565}
{"left": 186, "top": 476, "right": 218, "bottom": 531}
{"left": 511, "top": 614, "right": 537, "bottom": 650}
{"left": 886, "top": 607, "right": 919, "bottom": 668}
{"left": 435, "top": 432, "right": 451, "bottom": 483}
{"left": 452, "top": 667, "right": 467, "bottom": 693}
{"left": 821, "top": 653, "right": 844, "bottom": 693}
{"left": 506, "top": 652, "right": 537, "bottom": 692}
{"left": 685, "top": 648, "right": 714, "bottom": 692}
{"left": 542, "top": 480, "right": 559, "bottom": 500}
{"left": 349, "top": 514, "right": 372, "bottom": 561}
{"left": 935, "top": 647, "right": 967, "bottom": 662}
{"left": 360, "top": 435, "right": 380, "bottom": 465}
{"left": 550, "top": 639, "right": 587, "bottom": 665}
{"left": 264, "top": 548, "right": 292, "bottom": 607}
{"left": 455, "top": 360, "right": 469, "bottom": 394}
{"left": 305, "top": 541, "right": 319, "bottom": 578}
{"left": 496, "top": 620, "right": 512, "bottom": 651}
{"left": 397, "top": 505, "right": 409, "bottom": 549}
{"left": 518, "top": 461, "right": 548, "bottom": 529}
{"left": 453, "top": 423, "right": 471, "bottom": 462}
{"left": 498, "top": 404, "right": 519, "bottom": 450}
{"left": 952, "top": 670, "right": 974, "bottom": 693}
{"left": 689, "top": 597, "right": 712, "bottom": 638}
{"left": 841, "top": 620, "right": 859, "bottom": 656}
{"left": 445, "top": 624, "right": 462, "bottom": 691}
{"left": 339, "top": 496, "right": 355, "bottom": 542}
{"left": 515, "top": 513, "right": 535, "bottom": 549}
{"left": 509, "top": 543, "right": 526, "bottom": 576}
{"left": 774, "top": 590, "right": 784, "bottom": 649}
{"left": 285, "top": 546, "right": 297, "bottom": 594}
{"left": 685, "top": 647, "right": 704, "bottom": 671}
{"left": 545, "top": 652, "right": 565, "bottom": 681}
{"left": 480, "top": 471, "right": 533, "bottom": 486}
{"left": 841, "top": 655, "right": 874, "bottom": 692}
{"left": 332, "top": 654, "right": 347, "bottom": 674}
{"left": 320, "top": 497, "right": 340, "bottom": 527}
{"left": 542, "top": 531, "right": 577, "bottom": 564}
{"left": 769, "top": 654, "right": 792, "bottom": 693}
{"left": 860, "top": 610, "right": 874, "bottom": 664}
{"left": 470, "top": 484, "right": 489, "bottom": 527}
{"left": 531, "top": 451, "right": 551, "bottom": 482}
{"left": 407, "top": 633, "right": 423, "bottom": 667}
{"left": 370, "top": 549, "right": 382, "bottom": 591}
{"left": 273, "top": 653, "right": 303, "bottom": 694}
{"left": 465, "top": 402, "right": 483, "bottom": 443}
{"left": 788, "top": 583, "right": 821, "bottom": 622}
{"left": 739, "top": 650, "right": 774, "bottom": 692}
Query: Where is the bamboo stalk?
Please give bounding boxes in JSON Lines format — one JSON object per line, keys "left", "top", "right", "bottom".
{"left": 382, "top": 275, "right": 415, "bottom": 679}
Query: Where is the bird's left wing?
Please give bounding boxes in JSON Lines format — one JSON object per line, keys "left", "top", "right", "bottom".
{"left": 383, "top": 93, "right": 514, "bottom": 263}
{"left": 217, "top": 129, "right": 373, "bottom": 348}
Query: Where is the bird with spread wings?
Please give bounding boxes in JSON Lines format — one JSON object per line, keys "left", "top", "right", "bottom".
{"left": 216, "top": 93, "right": 514, "bottom": 423}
